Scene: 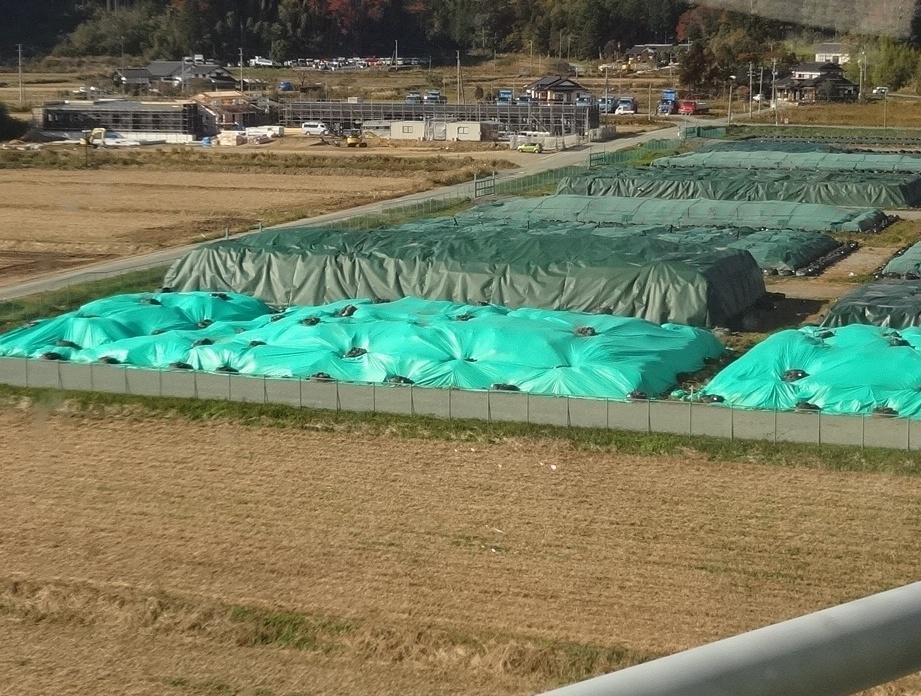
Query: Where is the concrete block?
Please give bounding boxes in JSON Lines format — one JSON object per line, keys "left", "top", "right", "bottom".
{"left": 160, "top": 370, "right": 197, "bottom": 399}
{"left": 730, "top": 409, "right": 776, "bottom": 443}
{"left": 229, "top": 375, "right": 266, "bottom": 404}
{"left": 195, "top": 372, "right": 231, "bottom": 401}
{"left": 447, "top": 390, "right": 488, "bottom": 420}
{"left": 818, "top": 414, "right": 864, "bottom": 447}
{"left": 649, "top": 401, "right": 692, "bottom": 435}
{"left": 337, "top": 383, "right": 375, "bottom": 413}
{"left": 863, "top": 416, "right": 909, "bottom": 450}
{"left": 607, "top": 401, "right": 650, "bottom": 433}
{"left": 690, "top": 404, "right": 733, "bottom": 439}
{"left": 264, "top": 378, "right": 301, "bottom": 408}
{"left": 0, "top": 358, "right": 28, "bottom": 387}
{"left": 483, "top": 391, "right": 526, "bottom": 423}
{"left": 775, "top": 411, "right": 820, "bottom": 445}
{"left": 567, "top": 398, "right": 608, "bottom": 429}
{"left": 409, "top": 387, "right": 450, "bottom": 418}
{"left": 58, "top": 362, "right": 93, "bottom": 392}
{"left": 125, "top": 369, "right": 162, "bottom": 397}
{"left": 300, "top": 380, "right": 338, "bottom": 411}
{"left": 26, "top": 359, "right": 61, "bottom": 389}
{"left": 372, "top": 384, "right": 413, "bottom": 415}
{"left": 91, "top": 364, "right": 128, "bottom": 394}
{"left": 527, "top": 395, "right": 570, "bottom": 427}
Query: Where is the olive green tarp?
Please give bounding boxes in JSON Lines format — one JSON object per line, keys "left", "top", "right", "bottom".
{"left": 164, "top": 219, "right": 766, "bottom": 327}
{"left": 882, "top": 241, "right": 921, "bottom": 278}
{"left": 0, "top": 292, "right": 724, "bottom": 400}
{"left": 694, "top": 324, "right": 921, "bottom": 418}
{"left": 478, "top": 195, "right": 887, "bottom": 233}
{"left": 556, "top": 167, "right": 921, "bottom": 209}
{"left": 822, "top": 280, "right": 921, "bottom": 329}
{"left": 653, "top": 150, "right": 921, "bottom": 173}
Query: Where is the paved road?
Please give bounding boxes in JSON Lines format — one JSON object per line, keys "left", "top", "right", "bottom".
{"left": 0, "top": 125, "right": 678, "bottom": 301}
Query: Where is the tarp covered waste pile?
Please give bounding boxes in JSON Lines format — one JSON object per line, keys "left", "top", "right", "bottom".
{"left": 653, "top": 150, "right": 921, "bottom": 174}
{"left": 882, "top": 240, "right": 921, "bottom": 278}
{"left": 476, "top": 195, "right": 887, "bottom": 233}
{"left": 695, "top": 324, "right": 921, "bottom": 418}
{"left": 822, "top": 280, "right": 921, "bottom": 329}
{"left": 698, "top": 138, "right": 844, "bottom": 153}
{"left": 164, "top": 219, "right": 767, "bottom": 327}
{"left": 556, "top": 167, "right": 921, "bottom": 209}
{"left": 0, "top": 292, "right": 725, "bottom": 400}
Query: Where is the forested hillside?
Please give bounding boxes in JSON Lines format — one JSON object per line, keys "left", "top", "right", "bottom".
{"left": 6, "top": 0, "right": 685, "bottom": 61}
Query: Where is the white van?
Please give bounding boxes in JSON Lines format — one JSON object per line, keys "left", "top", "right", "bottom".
{"left": 301, "top": 121, "right": 330, "bottom": 136}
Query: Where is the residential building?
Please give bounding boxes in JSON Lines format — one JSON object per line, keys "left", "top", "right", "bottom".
{"left": 814, "top": 42, "right": 851, "bottom": 64}
{"left": 523, "top": 75, "right": 590, "bottom": 104}
{"left": 113, "top": 67, "right": 152, "bottom": 93}
{"left": 146, "top": 58, "right": 237, "bottom": 90}
{"left": 624, "top": 44, "right": 676, "bottom": 68}
{"left": 774, "top": 62, "right": 858, "bottom": 102}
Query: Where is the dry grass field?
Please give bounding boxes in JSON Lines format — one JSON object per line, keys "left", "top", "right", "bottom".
{"left": 1, "top": 400, "right": 920, "bottom": 695}
{"left": 0, "top": 147, "right": 514, "bottom": 286}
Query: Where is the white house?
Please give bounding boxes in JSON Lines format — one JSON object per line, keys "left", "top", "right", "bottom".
{"left": 814, "top": 42, "right": 850, "bottom": 65}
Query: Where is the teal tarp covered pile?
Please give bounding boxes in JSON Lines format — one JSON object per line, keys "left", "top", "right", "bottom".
{"left": 164, "top": 219, "right": 766, "bottom": 327}
{"left": 0, "top": 292, "right": 724, "bottom": 400}
{"left": 696, "top": 324, "right": 921, "bottom": 417}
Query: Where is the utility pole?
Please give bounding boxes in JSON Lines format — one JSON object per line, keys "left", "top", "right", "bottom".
{"left": 559, "top": 31, "right": 563, "bottom": 61}
{"left": 647, "top": 82, "right": 652, "bottom": 122}
{"left": 567, "top": 35, "right": 572, "bottom": 64}
{"left": 456, "top": 50, "right": 462, "bottom": 105}
{"left": 758, "top": 65, "right": 764, "bottom": 113}
{"left": 17, "top": 43, "right": 23, "bottom": 107}
{"left": 748, "top": 62, "right": 753, "bottom": 117}
{"left": 884, "top": 92, "right": 888, "bottom": 129}
{"left": 858, "top": 49, "right": 866, "bottom": 100}
{"left": 727, "top": 75, "right": 736, "bottom": 123}
{"left": 529, "top": 40, "right": 533, "bottom": 76}
{"left": 238, "top": 48, "right": 244, "bottom": 92}
{"left": 771, "top": 57, "right": 778, "bottom": 126}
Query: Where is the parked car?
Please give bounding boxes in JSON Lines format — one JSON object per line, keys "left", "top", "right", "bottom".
{"left": 405, "top": 91, "right": 422, "bottom": 104}
{"left": 614, "top": 97, "right": 638, "bottom": 115}
{"left": 575, "top": 94, "right": 594, "bottom": 107}
{"left": 678, "top": 99, "right": 709, "bottom": 115}
{"left": 598, "top": 96, "right": 617, "bottom": 114}
{"left": 517, "top": 142, "right": 543, "bottom": 153}
{"left": 277, "top": 81, "right": 294, "bottom": 92}
{"left": 873, "top": 86, "right": 890, "bottom": 96}
{"left": 301, "top": 121, "right": 330, "bottom": 135}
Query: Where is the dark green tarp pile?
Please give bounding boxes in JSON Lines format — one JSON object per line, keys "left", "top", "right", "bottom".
{"left": 699, "top": 139, "right": 844, "bottom": 153}
{"left": 822, "top": 280, "right": 921, "bottom": 329}
{"left": 556, "top": 167, "right": 921, "bottom": 209}
{"left": 477, "top": 195, "right": 887, "bottom": 233}
{"left": 695, "top": 324, "right": 921, "bottom": 417}
{"left": 882, "top": 241, "right": 921, "bottom": 278}
{"left": 164, "top": 219, "right": 766, "bottom": 327}
{"left": 0, "top": 292, "right": 724, "bottom": 400}
{"left": 653, "top": 150, "right": 921, "bottom": 173}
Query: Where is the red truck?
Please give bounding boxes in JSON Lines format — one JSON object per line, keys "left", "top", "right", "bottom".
{"left": 678, "top": 99, "right": 710, "bottom": 115}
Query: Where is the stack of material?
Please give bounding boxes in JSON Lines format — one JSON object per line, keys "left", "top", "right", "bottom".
{"left": 652, "top": 150, "right": 921, "bottom": 174}
{"left": 823, "top": 280, "right": 921, "bottom": 328}
{"left": 217, "top": 131, "right": 246, "bottom": 146}
{"left": 0, "top": 293, "right": 724, "bottom": 400}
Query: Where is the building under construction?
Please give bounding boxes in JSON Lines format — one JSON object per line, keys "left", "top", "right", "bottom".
{"left": 279, "top": 100, "right": 599, "bottom": 136}
{"left": 41, "top": 100, "right": 202, "bottom": 142}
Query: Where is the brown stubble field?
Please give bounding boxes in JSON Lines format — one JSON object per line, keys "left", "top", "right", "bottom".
{"left": 1, "top": 404, "right": 920, "bottom": 695}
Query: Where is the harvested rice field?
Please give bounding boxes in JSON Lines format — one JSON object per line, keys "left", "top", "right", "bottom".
{"left": 1, "top": 402, "right": 919, "bottom": 695}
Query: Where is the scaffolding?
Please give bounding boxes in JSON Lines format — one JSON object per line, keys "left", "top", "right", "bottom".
{"left": 279, "top": 100, "right": 599, "bottom": 136}
{"left": 41, "top": 100, "right": 201, "bottom": 136}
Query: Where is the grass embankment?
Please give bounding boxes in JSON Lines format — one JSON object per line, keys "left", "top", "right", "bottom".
{"left": 0, "top": 266, "right": 167, "bottom": 332}
{"left": 0, "top": 148, "right": 517, "bottom": 187}
{"left": 4, "top": 383, "right": 921, "bottom": 477}
{"left": 748, "top": 100, "right": 921, "bottom": 129}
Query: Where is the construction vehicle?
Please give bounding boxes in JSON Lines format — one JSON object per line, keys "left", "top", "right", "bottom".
{"left": 345, "top": 129, "right": 368, "bottom": 147}
{"left": 79, "top": 128, "right": 107, "bottom": 147}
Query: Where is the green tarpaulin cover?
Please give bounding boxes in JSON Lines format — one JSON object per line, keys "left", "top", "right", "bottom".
{"left": 556, "top": 167, "right": 921, "bottom": 209}
{"left": 476, "top": 195, "right": 887, "bottom": 233}
{"left": 822, "top": 280, "right": 921, "bottom": 328}
{"left": 164, "top": 219, "right": 766, "bottom": 327}
{"left": 882, "top": 241, "right": 921, "bottom": 278}
{"left": 0, "top": 292, "right": 724, "bottom": 400}
{"left": 697, "top": 324, "right": 921, "bottom": 417}
{"left": 699, "top": 139, "right": 843, "bottom": 153}
{"left": 653, "top": 150, "right": 921, "bottom": 173}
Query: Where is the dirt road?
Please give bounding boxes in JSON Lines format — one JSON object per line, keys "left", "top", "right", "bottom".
{"left": 1, "top": 404, "right": 919, "bottom": 695}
